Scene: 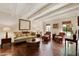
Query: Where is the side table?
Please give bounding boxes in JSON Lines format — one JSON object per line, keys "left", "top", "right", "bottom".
{"left": 65, "top": 38, "right": 78, "bottom": 56}
{"left": 1, "top": 38, "right": 12, "bottom": 48}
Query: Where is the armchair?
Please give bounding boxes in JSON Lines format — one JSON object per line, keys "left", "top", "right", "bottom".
{"left": 52, "top": 32, "right": 65, "bottom": 43}
{"left": 42, "top": 32, "right": 51, "bottom": 41}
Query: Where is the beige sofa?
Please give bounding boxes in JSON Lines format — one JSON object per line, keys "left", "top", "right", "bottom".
{"left": 14, "top": 31, "right": 36, "bottom": 43}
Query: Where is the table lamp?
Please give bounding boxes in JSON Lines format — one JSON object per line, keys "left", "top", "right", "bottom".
{"left": 3, "top": 27, "right": 11, "bottom": 38}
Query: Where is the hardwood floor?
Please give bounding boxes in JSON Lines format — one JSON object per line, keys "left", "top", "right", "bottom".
{"left": 0, "top": 39, "right": 78, "bottom": 56}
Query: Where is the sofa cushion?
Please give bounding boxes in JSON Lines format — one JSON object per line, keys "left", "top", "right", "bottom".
{"left": 14, "top": 32, "right": 22, "bottom": 38}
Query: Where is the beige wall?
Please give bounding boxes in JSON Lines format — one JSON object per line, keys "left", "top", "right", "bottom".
{"left": 31, "top": 20, "right": 44, "bottom": 35}
{"left": 45, "top": 16, "right": 78, "bottom": 34}
{"left": 0, "top": 16, "right": 77, "bottom": 35}
{"left": 31, "top": 16, "right": 78, "bottom": 35}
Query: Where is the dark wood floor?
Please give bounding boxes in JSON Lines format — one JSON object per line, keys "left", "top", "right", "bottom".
{"left": 0, "top": 39, "right": 79, "bottom": 56}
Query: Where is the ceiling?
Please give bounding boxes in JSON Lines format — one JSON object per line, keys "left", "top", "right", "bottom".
{"left": 0, "top": 3, "right": 47, "bottom": 26}
{"left": 0, "top": 3, "right": 79, "bottom": 26}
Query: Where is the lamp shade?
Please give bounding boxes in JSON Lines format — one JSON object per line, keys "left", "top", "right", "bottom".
{"left": 3, "top": 27, "right": 11, "bottom": 32}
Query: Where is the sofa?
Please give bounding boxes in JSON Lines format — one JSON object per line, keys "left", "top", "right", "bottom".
{"left": 14, "top": 31, "right": 36, "bottom": 43}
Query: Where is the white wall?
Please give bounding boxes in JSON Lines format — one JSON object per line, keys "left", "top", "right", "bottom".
{"left": 31, "top": 16, "right": 78, "bottom": 35}
{"left": 31, "top": 20, "right": 44, "bottom": 35}
{"left": 45, "top": 16, "right": 78, "bottom": 35}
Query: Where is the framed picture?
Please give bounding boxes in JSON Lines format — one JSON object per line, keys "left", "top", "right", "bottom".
{"left": 53, "top": 23, "right": 58, "bottom": 28}
{"left": 19, "top": 19, "right": 31, "bottom": 30}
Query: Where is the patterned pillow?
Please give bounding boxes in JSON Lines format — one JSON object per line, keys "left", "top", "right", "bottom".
{"left": 14, "top": 32, "right": 22, "bottom": 38}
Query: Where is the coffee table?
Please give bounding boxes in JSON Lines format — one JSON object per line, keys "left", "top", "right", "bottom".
{"left": 26, "top": 38, "right": 40, "bottom": 49}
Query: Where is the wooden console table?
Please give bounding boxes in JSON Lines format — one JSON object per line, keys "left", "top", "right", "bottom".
{"left": 65, "top": 38, "right": 78, "bottom": 56}
{"left": 1, "top": 38, "right": 12, "bottom": 48}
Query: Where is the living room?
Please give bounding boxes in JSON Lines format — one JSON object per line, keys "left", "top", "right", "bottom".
{"left": 0, "top": 3, "right": 79, "bottom": 56}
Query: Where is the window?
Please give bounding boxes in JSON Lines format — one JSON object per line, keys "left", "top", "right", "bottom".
{"left": 62, "top": 21, "right": 73, "bottom": 36}
{"left": 45, "top": 24, "right": 51, "bottom": 32}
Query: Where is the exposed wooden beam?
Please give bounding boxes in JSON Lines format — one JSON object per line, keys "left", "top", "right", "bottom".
{"left": 27, "top": 3, "right": 50, "bottom": 19}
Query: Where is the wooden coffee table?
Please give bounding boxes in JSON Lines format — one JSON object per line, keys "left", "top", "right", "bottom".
{"left": 26, "top": 38, "right": 40, "bottom": 49}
